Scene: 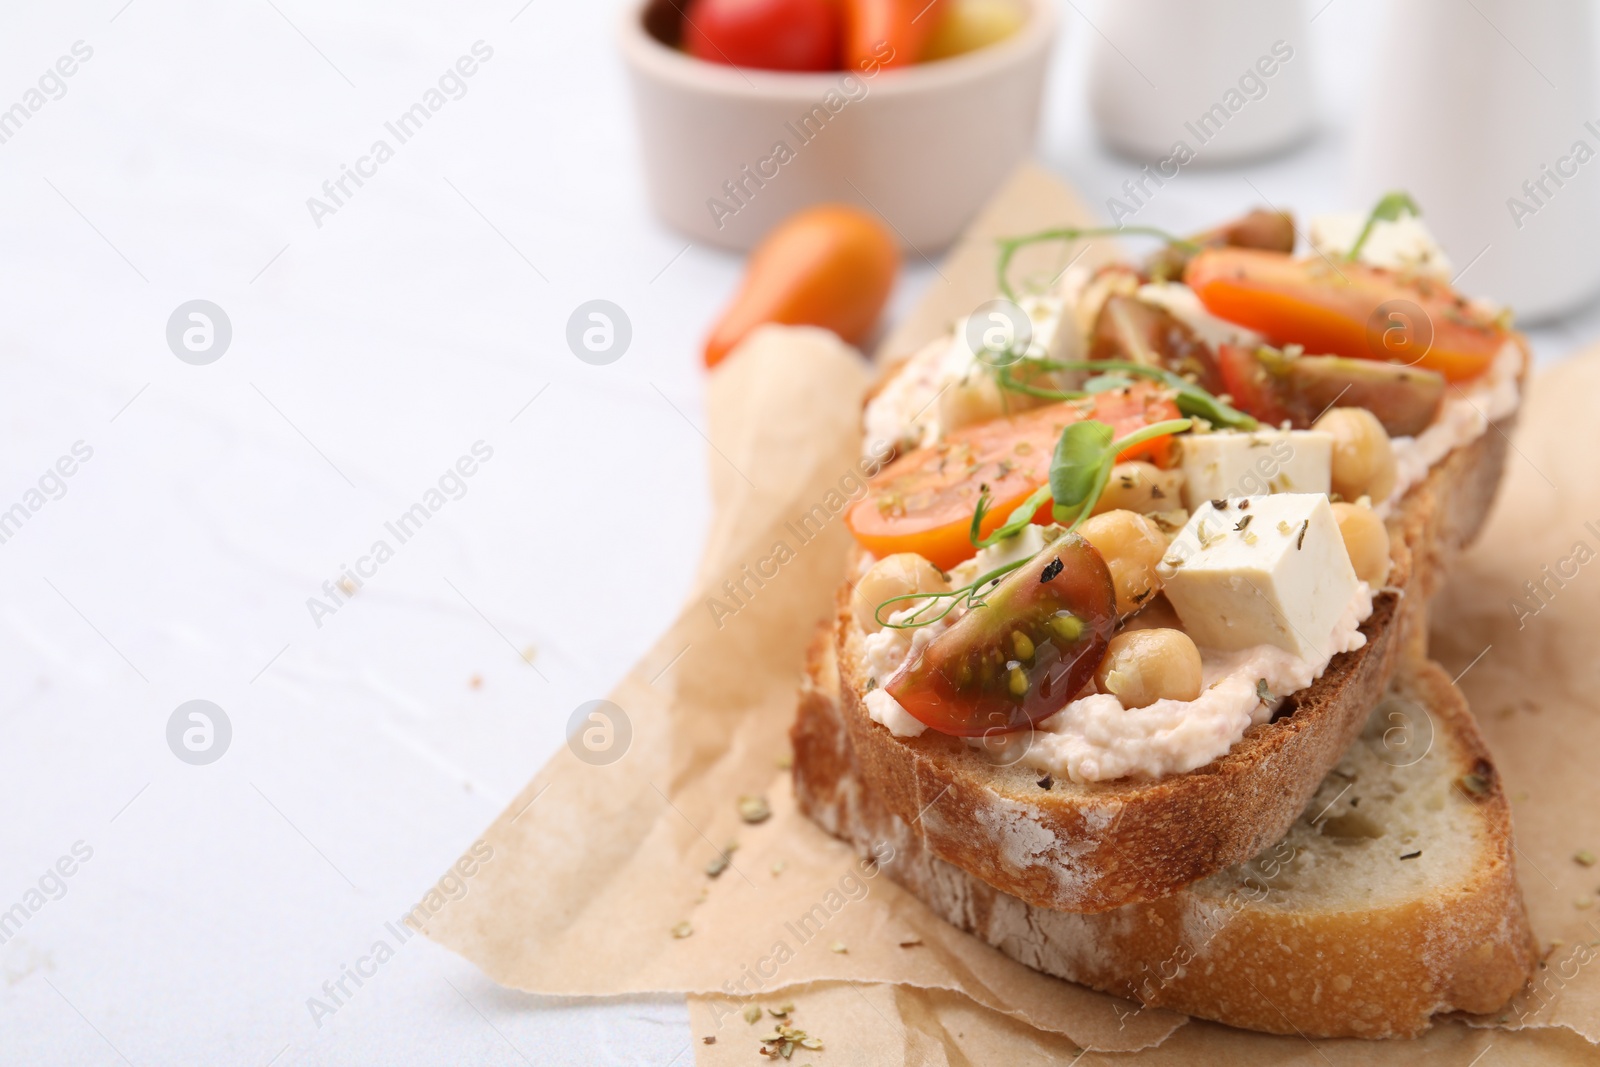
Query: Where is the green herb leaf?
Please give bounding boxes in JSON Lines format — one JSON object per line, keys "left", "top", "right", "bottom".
{"left": 1049, "top": 420, "right": 1115, "bottom": 517}
{"left": 1083, "top": 372, "right": 1136, "bottom": 394}
{"left": 1346, "top": 191, "right": 1421, "bottom": 261}
{"left": 970, "top": 483, "right": 1052, "bottom": 549}
{"left": 995, "top": 226, "right": 1198, "bottom": 301}
{"left": 995, "top": 357, "right": 1257, "bottom": 431}
{"left": 1048, "top": 417, "right": 1190, "bottom": 529}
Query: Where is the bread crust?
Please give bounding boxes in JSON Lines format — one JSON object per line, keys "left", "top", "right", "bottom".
{"left": 794, "top": 642, "right": 1537, "bottom": 1038}
{"left": 824, "top": 410, "right": 1516, "bottom": 913}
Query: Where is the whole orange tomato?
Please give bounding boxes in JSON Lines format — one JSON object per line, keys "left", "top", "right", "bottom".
{"left": 703, "top": 204, "right": 899, "bottom": 368}
{"left": 843, "top": 0, "right": 948, "bottom": 69}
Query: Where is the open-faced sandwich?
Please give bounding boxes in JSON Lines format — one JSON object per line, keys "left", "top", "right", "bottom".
{"left": 794, "top": 196, "right": 1529, "bottom": 920}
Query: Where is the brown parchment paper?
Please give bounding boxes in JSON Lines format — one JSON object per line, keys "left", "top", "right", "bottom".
{"left": 425, "top": 163, "right": 1600, "bottom": 1062}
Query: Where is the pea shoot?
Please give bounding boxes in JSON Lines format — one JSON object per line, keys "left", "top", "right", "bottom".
{"left": 878, "top": 416, "right": 1191, "bottom": 630}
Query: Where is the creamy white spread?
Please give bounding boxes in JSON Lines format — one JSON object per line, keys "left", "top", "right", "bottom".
{"left": 979, "top": 582, "right": 1373, "bottom": 782}
{"left": 1380, "top": 339, "right": 1523, "bottom": 517}
{"left": 862, "top": 295, "right": 1066, "bottom": 458}
{"left": 864, "top": 686, "right": 928, "bottom": 737}
{"left": 859, "top": 607, "right": 953, "bottom": 738}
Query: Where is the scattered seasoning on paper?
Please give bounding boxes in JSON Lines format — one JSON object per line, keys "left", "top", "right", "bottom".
{"left": 521, "top": 645, "right": 538, "bottom": 664}
{"left": 705, "top": 854, "right": 730, "bottom": 878}
{"left": 671, "top": 921, "right": 693, "bottom": 939}
{"left": 758, "top": 1024, "right": 822, "bottom": 1058}
{"left": 1399, "top": 850, "right": 1422, "bottom": 860}
{"left": 829, "top": 941, "right": 847, "bottom": 954}
{"left": 1576, "top": 849, "right": 1596, "bottom": 867}
{"left": 469, "top": 674, "right": 482, "bottom": 689}
{"left": 1576, "top": 897, "right": 1595, "bottom": 910}
{"left": 702, "top": 1036, "right": 716, "bottom": 1045}
{"left": 743, "top": 1003, "right": 763, "bottom": 1025}
{"left": 739, "top": 796, "right": 772, "bottom": 823}
{"left": 776, "top": 752, "right": 793, "bottom": 770}
{"left": 768, "top": 1002, "right": 794, "bottom": 1018}
{"left": 898, "top": 937, "right": 923, "bottom": 948}
{"left": 770, "top": 859, "right": 787, "bottom": 876}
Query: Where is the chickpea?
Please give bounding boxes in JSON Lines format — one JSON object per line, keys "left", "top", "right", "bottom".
{"left": 1313, "top": 407, "right": 1397, "bottom": 503}
{"left": 1093, "top": 461, "right": 1185, "bottom": 516}
{"left": 853, "top": 553, "right": 949, "bottom": 632}
{"left": 1331, "top": 502, "right": 1392, "bottom": 585}
{"left": 1095, "top": 629, "right": 1204, "bottom": 709}
{"left": 1078, "top": 510, "right": 1168, "bottom": 615}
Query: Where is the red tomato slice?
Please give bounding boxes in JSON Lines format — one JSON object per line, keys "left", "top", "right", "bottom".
{"left": 846, "top": 383, "right": 1181, "bottom": 570}
{"left": 1216, "top": 343, "right": 1293, "bottom": 427}
{"left": 1185, "top": 247, "right": 1507, "bottom": 382}
{"left": 886, "top": 534, "right": 1116, "bottom": 736}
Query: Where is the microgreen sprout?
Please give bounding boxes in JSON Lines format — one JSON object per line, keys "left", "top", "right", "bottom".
{"left": 995, "top": 357, "right": 1258, "bottom": 430}
{"left": 1346, "top": 191, "right": 1421, "bottom": 261}
{"left": 877, "top": 417, "right": 1191, "bottom": 630}
{"left": 995, "top": 225, "right": 1200, "bottom": 302}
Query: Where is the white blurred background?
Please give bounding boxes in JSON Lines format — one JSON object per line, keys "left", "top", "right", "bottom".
{"left": 0, "top": 2, "right": 1593, "bottom": 1064}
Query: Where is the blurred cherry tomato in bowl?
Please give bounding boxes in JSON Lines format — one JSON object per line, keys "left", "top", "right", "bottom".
{"left": 683, "top": 0, "right": 842, "bottom": 72}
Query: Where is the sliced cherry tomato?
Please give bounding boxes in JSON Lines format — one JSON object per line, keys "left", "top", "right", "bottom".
{"left": 1216, "top": 343, "right": 1293, "bottom": 428}
{"left": 1186, "top": 247, "right": 1507, "bottom": 382}
{"left": 846, "top": 383, "right": 1181, "bottom": 570}
{"left": 1089, "top": 295, "right": 1224, "bottom": 395}
{"left": 683, "top": 0, "right": 841, "bottom": 72}
{"left": 1217, "top": 345, "right": 1446, "bottom": 437}
{"left": 886, "top": 535, "right": 1116, "bottom": 736}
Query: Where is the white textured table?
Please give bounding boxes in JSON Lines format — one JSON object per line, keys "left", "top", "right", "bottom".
{"left": 0, "top": 1, "right": 1588, "bottom": 1064}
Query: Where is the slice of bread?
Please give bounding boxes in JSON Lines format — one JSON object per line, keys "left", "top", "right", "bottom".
{"left": 794, "top": 647, "right": 1537, "bottom": 1038}
{"left": 821, "top": 410, "right": 1515, "bottom": 914}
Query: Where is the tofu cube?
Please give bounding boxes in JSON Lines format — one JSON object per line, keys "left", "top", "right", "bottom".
{"left": 1159, "top": 494, "right": 1358, "bottom": 661}
{"left": 1175, "top": 430, "right": 1332, "bottom": 511}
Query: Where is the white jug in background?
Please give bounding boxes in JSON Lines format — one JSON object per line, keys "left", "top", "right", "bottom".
{"left": 1349, "top": 0, "right": 1600, "bottom": 322}
{"left": 1087, "top": 0, "right": 1317, "bottom": 165}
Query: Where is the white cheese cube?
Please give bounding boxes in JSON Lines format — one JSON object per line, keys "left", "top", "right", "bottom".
{"left": 1308, "top": 212, "right": 1453, "bottom": 282}
{"left": 1175, "top": 429, "right": 1332, "bottom": 510}
{"left": 1159, "top": 494, "right": 1358, "bottom": 661}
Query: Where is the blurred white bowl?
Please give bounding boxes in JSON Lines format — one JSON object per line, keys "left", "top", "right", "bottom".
{"left": 1087, "top": 0, "right": 1315, "bottom": 165}
{"left": 618, "top": 0, "right": 1056, "bottom": 252}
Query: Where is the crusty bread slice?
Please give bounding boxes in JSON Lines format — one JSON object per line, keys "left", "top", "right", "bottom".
{"left": 794, "top": 647, "right": 1537, "bottom": 1038}
{"left": 823, "top": 412, "right": 1514, "bottom": 913}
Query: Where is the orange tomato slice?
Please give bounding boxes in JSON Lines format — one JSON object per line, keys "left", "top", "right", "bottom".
{"left": 1185, "top": 247, "right": 1507, "bottom": 382}
{"left": 846, "top": 383, "right": 1181, "bottom": 570}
